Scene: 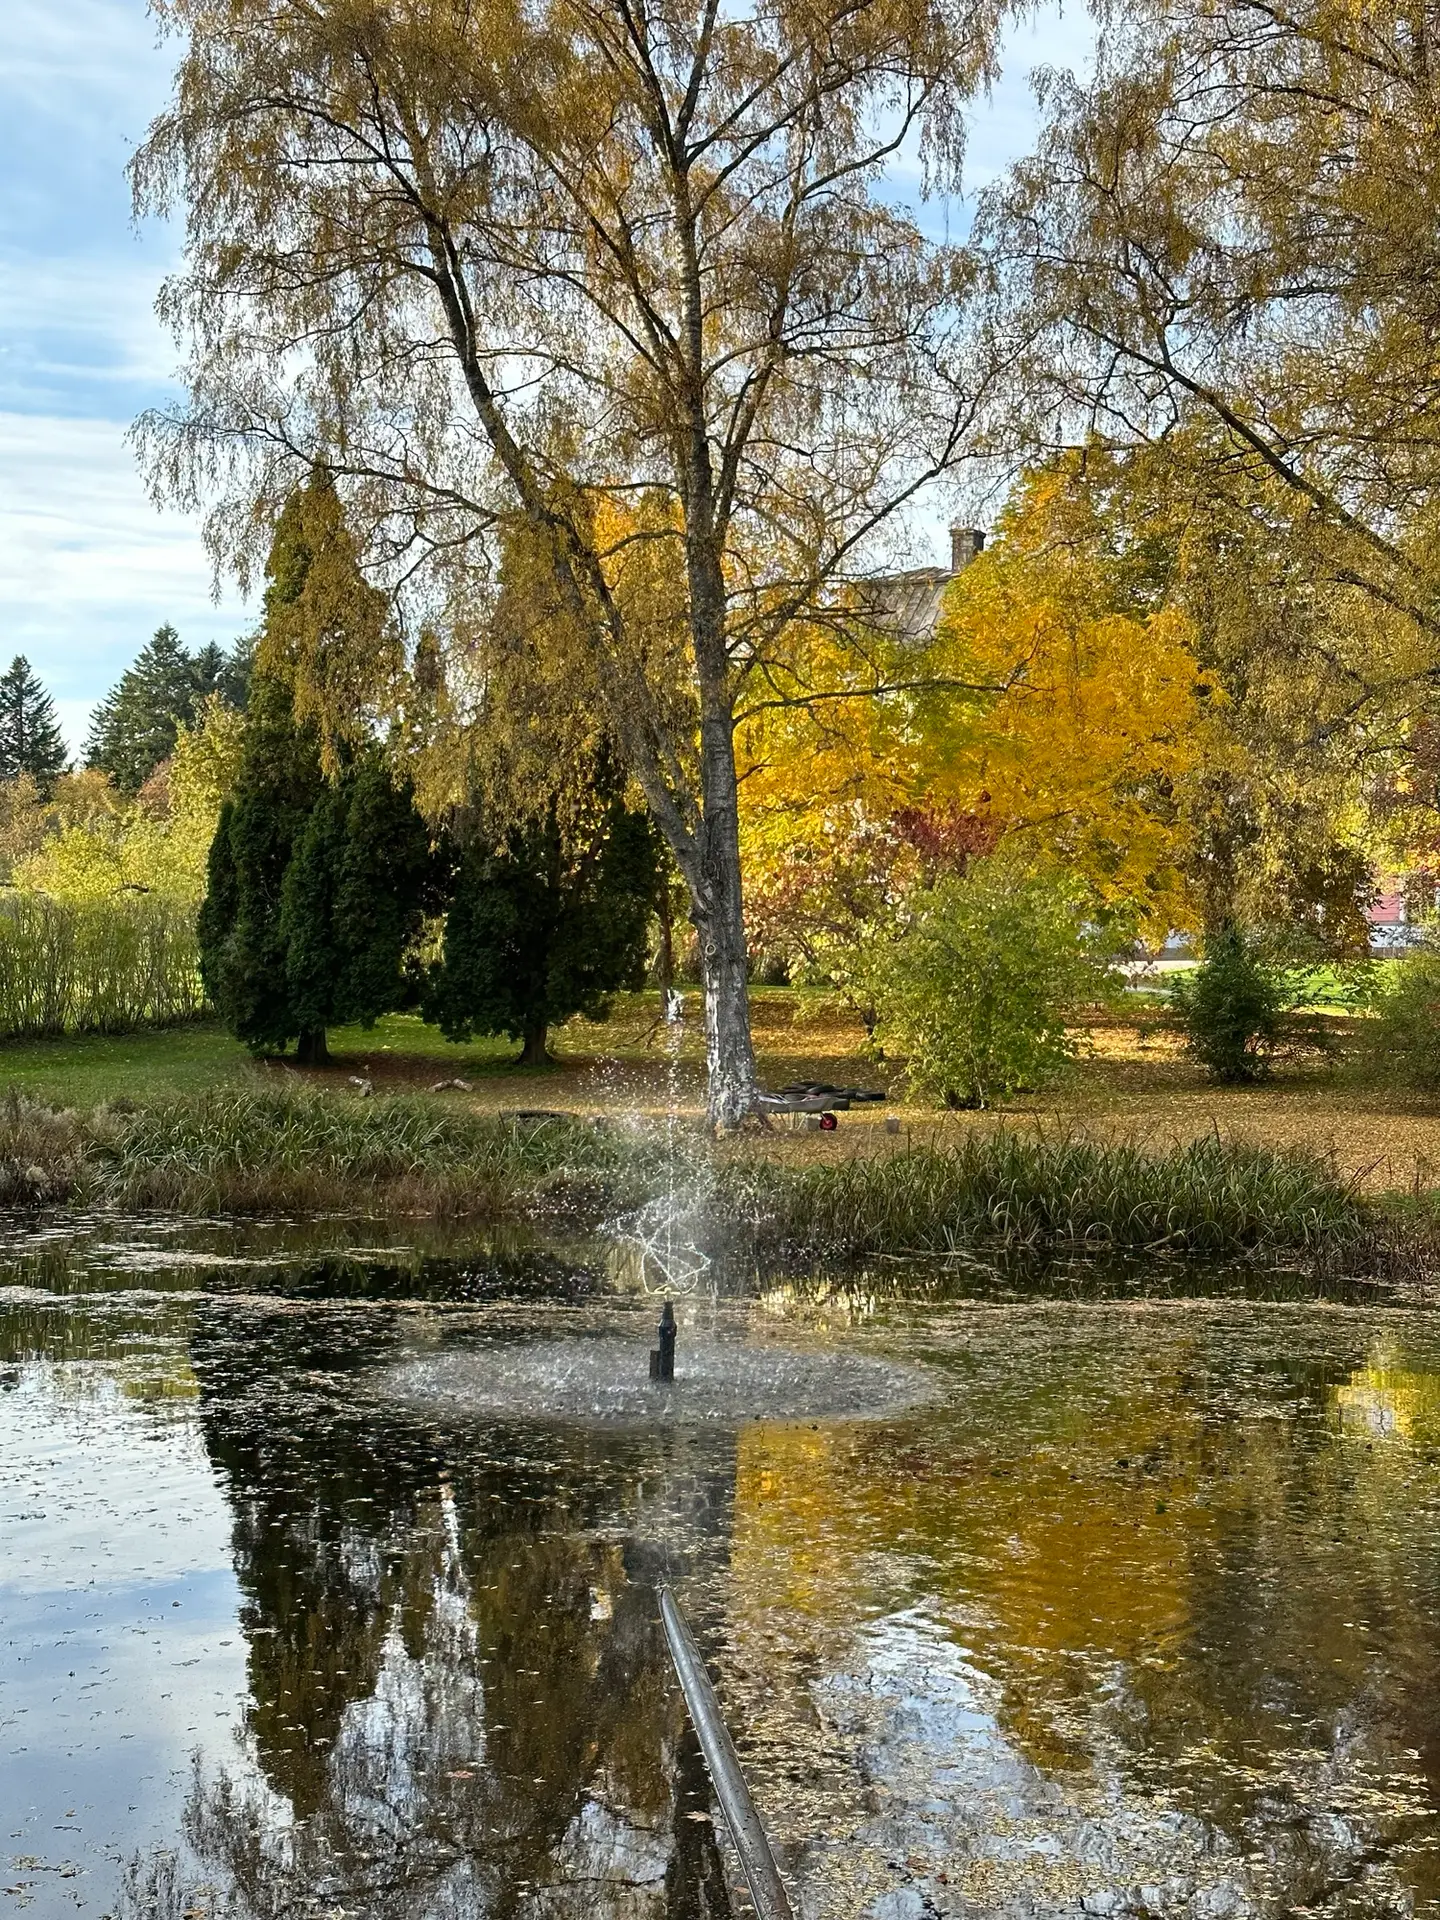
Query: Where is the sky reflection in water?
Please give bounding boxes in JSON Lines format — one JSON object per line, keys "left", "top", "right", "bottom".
{"left": 3, "top": 1224, "right": 1440, "bottom": 1918}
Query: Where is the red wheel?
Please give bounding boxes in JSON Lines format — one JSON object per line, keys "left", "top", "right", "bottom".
{"left": 819, "top": 1111, "right": 838, "bottom": 1131}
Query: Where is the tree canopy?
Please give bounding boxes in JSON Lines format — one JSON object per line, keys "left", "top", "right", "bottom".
{"left": 86, "top": 624, "right": 250, "bottom": 793}
{"left": 200, "top": 483, "right": 429, "bottom": 1060}
{"left": 134, "top": 0, "right": 1010, "bottom": 1124}
{"left": 988, "top": 0, "right": 1440, "bottom": 711}
{"left": 425, "top": 795, "right": 659, "bottom": 1065}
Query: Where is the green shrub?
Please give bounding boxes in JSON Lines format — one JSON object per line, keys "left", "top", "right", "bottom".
{"left": 1369, "top": 937, "right": 1440, "bottom": 1089}
{"left": 866, "top": 862, "right": 1115, "bottom": 1108}
{"left": 0, "top": 894, "right": 204, "bottom": 1039}
{"left": 1170, "top": 925, "right": 1328, "bottom": 1083}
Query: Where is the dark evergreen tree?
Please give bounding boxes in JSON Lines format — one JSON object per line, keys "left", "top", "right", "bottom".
{"left": 86, "top": 625, "right": 251, "bottom": 791}
{"left": 192, "top": 637, "right": 253, "bottom": 711}
{"left": 199, "top": 485, "right": 431, "bottom": 1061}
{"left": 425, "top": 794, "right": 658, "bottom": 1064}
{"left": 280, "top": 750, "right": 434, "bottom": 1037}
{"left": 198, "top": 671, "right": 328, "bottom": 1058}
{"left": 0, "top": 656, "right": 68, "bottom": 787}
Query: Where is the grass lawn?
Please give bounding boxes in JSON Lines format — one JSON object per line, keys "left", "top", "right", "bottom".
{"left": 1, "top": 988, "right": 1437, "bottom": 1195}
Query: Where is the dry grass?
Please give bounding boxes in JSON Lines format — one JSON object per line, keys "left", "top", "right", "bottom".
{"left": 280, "top": 995, "right": 1439, "bottom": 1197}
{"left": 0, "top": 1084, "right": 1376, "bottom": 1263}
{"left": 3, "top": 989, "right": 1437, "bottom": 1200}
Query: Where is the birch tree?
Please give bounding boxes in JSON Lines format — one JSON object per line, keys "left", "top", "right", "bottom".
{"left": 989, "top": 0, "right": 1440, "bottom": 654}
{"left": 133, "top": 0, "right": 1007, "bottom": 1125}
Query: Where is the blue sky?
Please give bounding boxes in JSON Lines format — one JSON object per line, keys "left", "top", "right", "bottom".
{"left": 0, "top": 0, "right": 1091, "bottom": 756}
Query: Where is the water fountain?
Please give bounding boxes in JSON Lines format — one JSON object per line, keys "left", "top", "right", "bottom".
{"left": 649, "top": 1299, "right": 677, "bottom": 1382}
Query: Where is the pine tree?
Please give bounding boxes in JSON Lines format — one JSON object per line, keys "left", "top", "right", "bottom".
{"left": 425, "top": 794, "right": 658, "bottom": 1064}
{"left": 0, "top": 657, "right": 68, "bottom": 788}
{"left": 190, "top": 636, "right": 253, "bottom": 711}
{"left": 86, "top": 625, "right": 250, "bottom": 792}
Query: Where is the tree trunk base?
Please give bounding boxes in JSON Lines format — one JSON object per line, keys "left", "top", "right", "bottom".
{"left": 517, "top": 1027, "right": 554, "bottom": 1068}
{"left": 296, "top": 1028, "right": 330, "bottom": 1066}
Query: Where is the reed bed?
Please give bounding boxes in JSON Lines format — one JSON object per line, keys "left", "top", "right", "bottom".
{"left": 721, "top": 1131, "right": 1369, "bottom": 1257}
{"left": 0, "top": 1087, "right": 673, "bottom": 1216}
{"left": 0, "top": 895, "right": 204, "bottom": 1038}
{"left": 0, "top": 1087, "right": 1385, "bottom": 1264}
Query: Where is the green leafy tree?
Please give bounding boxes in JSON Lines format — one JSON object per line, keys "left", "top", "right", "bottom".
{"left": 280, "top": 751, "right": 434, "bottom": 1038}
{"left": 0, "top": 657, "right": 67, "bottom": 788}
{"left": 1371, "top": 935, "right": 1440, "bottom": 1091}
{"left": 86, "top": 625, "right": 249, "bottom": 792}
{"left": 868, "top": 861, "right": 1117, "bottom": 1109}
{"left": 426, "top": 798, "right": 658, "bottom": 1066}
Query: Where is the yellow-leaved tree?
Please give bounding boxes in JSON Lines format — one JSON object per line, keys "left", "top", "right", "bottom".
{"left": 738, "top": 465, "right": 1208, "bottom": 989}
{"left": 15, "top": 697, "right": 246, "bottom": 904}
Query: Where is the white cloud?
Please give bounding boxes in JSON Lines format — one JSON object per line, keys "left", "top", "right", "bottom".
{"left": 0, "top": 251, "right": 183, "bottom": 396}
{"left": 0, "top": 411, "right": 251, "bottom": 709}
{"left": 0, "top": 0, "right": 173, "bottom": 124}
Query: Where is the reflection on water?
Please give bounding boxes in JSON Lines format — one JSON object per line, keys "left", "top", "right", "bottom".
{"left": 5, "top": 1227, "right": 1440, "bottom": 1917}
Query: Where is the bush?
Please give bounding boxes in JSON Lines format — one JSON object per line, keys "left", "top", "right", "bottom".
{"left": 1171, "top": 925, "right": 1328, "bottom": 1084}
{"left": 1370, "top": 937, "right": 1440, "bottom": 1089}
{"left": 0, "top": 894, "right": 204, "bottom": 1038}
{"left": 866, "top": 863, "right": 1116, "bottom": 1108}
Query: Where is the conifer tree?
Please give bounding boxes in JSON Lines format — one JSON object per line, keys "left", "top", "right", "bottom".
{"left": 0, "top": 657, "right": 67, "bottom": 788}
{"left": 86, "top": 625, "right": 250, "bottom": 792}
{"left": 425, "top": 794, "right": 658, "bottom": 1065}
{"left": 280, "top": 750, "right": 434, "bottom": 1038}
{"left": 199, "top": 482, "right": 430, "bottom": 1060}
{"left": 198, "top": 670, "right": 327, "bottom": 1058}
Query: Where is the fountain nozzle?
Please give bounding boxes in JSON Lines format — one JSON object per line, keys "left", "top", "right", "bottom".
{"left": 649, "top": 1301, "right": 677, "bottom": 1384}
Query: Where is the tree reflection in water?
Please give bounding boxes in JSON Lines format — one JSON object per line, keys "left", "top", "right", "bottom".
{"left": 118, "top": 1298, "right": 738, "bottom": 1920}
{"left": 72, "top": 1274, "right": 1440, "bottom": 1920}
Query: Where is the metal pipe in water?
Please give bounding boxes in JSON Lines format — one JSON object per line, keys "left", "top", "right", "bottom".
{"left": 658, "top": 1586, "right": 796, "bottom": 1920}
{"left": 649, "top": 1300, "right": 676, "bottom": 1382}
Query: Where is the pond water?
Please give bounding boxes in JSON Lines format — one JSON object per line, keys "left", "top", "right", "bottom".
{"left": 4, "top": 1219, "right": 1440, "bottom": 1918}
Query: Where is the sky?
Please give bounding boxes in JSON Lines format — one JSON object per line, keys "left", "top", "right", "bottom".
{"left": 0, "top": 0, "right": 1093, "bottom": 757}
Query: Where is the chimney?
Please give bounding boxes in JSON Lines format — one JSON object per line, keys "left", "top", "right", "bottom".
{"left": 949, "top": 525, "right": 985, "bottom": 573}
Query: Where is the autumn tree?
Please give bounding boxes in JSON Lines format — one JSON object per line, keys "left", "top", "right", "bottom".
{"left": 739, "top": 464, "right": 1206, "bottom": 985}
{"left": 988, "top": 0, "right": 1440, "bottom": 732}
{"left": 134, "top": 0, "right": 1008, "bottom": 1126}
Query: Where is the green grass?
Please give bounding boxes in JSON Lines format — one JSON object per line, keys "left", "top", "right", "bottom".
{"left": 0, "top": 991, "right": 844, "bottom": 1107}
{"left": 0, "top": 1022, "right": 257, "bottom": 1105}
{"left": 0, "top": 1015, "right": 518, "bottom": 1107}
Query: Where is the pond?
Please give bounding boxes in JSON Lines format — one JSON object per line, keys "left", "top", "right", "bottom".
{"left": 3, "top": 1218, "right": 1440, "bottom": 1918}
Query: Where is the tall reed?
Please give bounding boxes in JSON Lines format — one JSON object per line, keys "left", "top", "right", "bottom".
{"left": 720, "top": 1131, "right": 1367, "bottom": 1256}
{"left": 0, "top": 1087, "right": 1381, "bottom": 1261}
{"left": 0, "top": 895, "right": 204, "bottom": 1038}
